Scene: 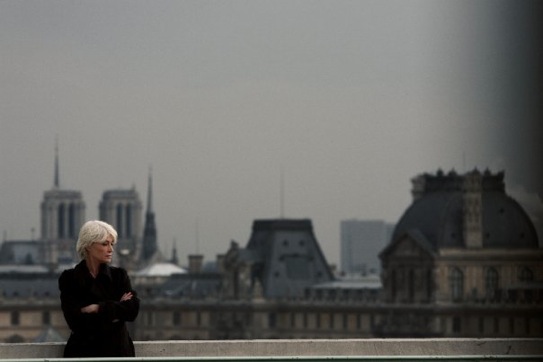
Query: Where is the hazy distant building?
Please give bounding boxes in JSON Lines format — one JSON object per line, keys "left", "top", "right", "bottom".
{"left": 41, "top": 189, "right": 85, "bottom": 243}
{"left": 378, "top": 169, "right": 543, "bottom": 337}
{"left": 222, "top": 219, "right": 334, "bottom": 300}
{"left": 0, "top": 240, "right": 44, "bottom": 265}
{"left": 1, "top": 142, "right": 161, "bottom": 270}
{"left": 99, "top": 187, "right": 143, "bottom": 260}
{"left": 1, "top": 144, "right": 84, "bottom": 267}
{"left": 340, "top": 219, "right": 394, "bottom": 276}
{"left": 40, "top": 144, "right": 85, "bottom": 265}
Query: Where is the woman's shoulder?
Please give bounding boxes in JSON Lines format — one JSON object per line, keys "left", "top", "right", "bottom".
{"left": 59, "top": 265, "right": 76, "bottom": 278}
{"left": 58, "top": 261, "right": 85, "bottom": 284}
{"left": 58, "top": 267, "right": 76, "bottom": 289}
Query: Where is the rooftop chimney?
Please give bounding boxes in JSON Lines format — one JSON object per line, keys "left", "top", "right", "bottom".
{"left": 188, "top": 254, "right": 203, "bottom": 274}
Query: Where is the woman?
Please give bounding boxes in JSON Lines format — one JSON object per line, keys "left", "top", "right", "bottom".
{"left": 58, "top": 220, "right": 140, "bottom": 357}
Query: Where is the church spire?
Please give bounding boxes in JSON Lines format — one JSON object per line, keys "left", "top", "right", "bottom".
{"left": 142, "top": 166, "right": 158, "bottom": 262}
{"left": 147, "top": 165, "right": 153, "bottom": 213}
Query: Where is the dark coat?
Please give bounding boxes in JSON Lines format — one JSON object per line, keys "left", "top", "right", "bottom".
{"left": 58, "top": 260, "right": 140, "bottom": 357}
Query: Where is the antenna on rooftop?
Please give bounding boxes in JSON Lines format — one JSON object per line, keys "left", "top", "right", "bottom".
{"left": 195, "top": 218, "right": 200, "bottom": 254}
{"left": 54, "top": 136, "right": 60, "bottom": 189}
{"left": 280, "top": 166, "right": 285, "bottom": 218}
{"left": 171, "top": 238, "right": 179, "bottom": 265}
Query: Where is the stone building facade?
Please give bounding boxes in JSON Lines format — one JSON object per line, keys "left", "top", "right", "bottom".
{"left": 377, "top": 169, "right": 543, "bottom": 337}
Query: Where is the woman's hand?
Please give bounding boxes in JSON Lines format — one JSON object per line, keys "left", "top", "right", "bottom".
{"left": 79, "top": 293, "right": 132, "bottom": 314}
{"left": 120, "top": 292, "right": 133, "bottom": 302}
{"left": 81, "top": 304, "right": 99, "bottom": 313}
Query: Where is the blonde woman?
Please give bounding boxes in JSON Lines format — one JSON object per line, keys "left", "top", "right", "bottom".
{"left": 58, "top": 220, "right": 139, "bottom": 357}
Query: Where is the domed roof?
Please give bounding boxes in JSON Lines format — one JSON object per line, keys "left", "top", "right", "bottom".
{"left": 392, "top": 170, "right": 539, "bottom": 250}
{"left": 135, "top": 262, "right": 187, "bottom": 276}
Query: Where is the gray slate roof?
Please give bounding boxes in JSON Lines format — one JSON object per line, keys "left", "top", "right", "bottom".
{"left": 245, "top": 219, "right": 334, "bottom": 299}
{"left": 392, "top": 171, "right": 539, "bottom": 249}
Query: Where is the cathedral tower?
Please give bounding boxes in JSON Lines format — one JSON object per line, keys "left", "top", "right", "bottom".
{"left": 40, "top": 141, "right": 85, "bottom": 264}
{"left": 99, "top": 187, "right": 142, "bottom": 258}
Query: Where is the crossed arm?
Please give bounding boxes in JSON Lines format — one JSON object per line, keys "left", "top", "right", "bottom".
{"left": 59, "top": 270, "right": 140, "bottom": 332}
{"left": 80, "top": 292, "right": 134, "bottom": 314}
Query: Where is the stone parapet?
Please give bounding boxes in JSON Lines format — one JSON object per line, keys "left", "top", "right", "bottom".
{"left": 0, "top": 338, "right": 542, "bottom": 359}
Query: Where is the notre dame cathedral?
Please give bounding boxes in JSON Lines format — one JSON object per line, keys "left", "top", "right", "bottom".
{"left": 1, "top": 144, "right": 160, "bottom": 271}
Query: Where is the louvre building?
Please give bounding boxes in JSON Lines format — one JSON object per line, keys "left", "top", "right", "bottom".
{"left": 377, "top": 169, "right": 542, "bottom": 336}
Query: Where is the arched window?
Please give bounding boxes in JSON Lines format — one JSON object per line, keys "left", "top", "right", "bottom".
{"left": 390, "top": 270, "right": 397, "bottom": 302}
{"left": 519, "top": 267, "right": 533, "bottom": 282}
{"left": 407, "top": 269, "right": 415, "bottom": 303}
{"left": 172, "top": 311, "right": 181, "bottom": 326}
{"left": 58, "top": 203, "right": 65, "bottom": 238}
{"left": 68, "top": 203, "right": 76, "bottom": 238}
{"left": 11, "top": 311, "right": 20, "bottom": 325}
{"left": 116, "top": 204, "right": 124, "bottom": 238}
{"left": 449, "top": 267, "right": 464, "bottom": 302}
{"left": 485, "top": 267, "right": 499, "bottom": 301}
{"left": 426, "top": 268, "right": 433, "bottom": 302}
{"left": 268, "top": 312, "right": 277, "bottom": 328}
{"left": 42, "top": 311, "right": 51, "bottom": 325}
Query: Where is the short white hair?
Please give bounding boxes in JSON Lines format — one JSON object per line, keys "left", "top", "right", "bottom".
{"left": 76, "top": 220, "right": 118, "bottom": 260}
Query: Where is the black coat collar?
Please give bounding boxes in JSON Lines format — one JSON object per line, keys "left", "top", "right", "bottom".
{"left": 74, "top": 259, "right": 113, "bottom": 282}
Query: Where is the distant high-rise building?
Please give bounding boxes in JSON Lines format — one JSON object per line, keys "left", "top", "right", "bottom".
{"left": 340, "top": 219, "right": 394, "bottom": 276}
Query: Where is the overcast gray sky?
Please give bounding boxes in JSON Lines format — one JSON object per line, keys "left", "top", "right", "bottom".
{"left": 1, "top": 0, "right": 542, "bottom": 267}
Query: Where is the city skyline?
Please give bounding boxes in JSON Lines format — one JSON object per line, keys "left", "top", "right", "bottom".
{"left": 1, "top": 1, "right": 542, "bottom": 266}
{"left": 3, "top": 139, "right": 541, "bottom": 268}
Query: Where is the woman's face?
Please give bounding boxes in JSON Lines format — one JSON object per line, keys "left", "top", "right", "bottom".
{"left": 87, "top": 235, "right": 114, "bottom": 264}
